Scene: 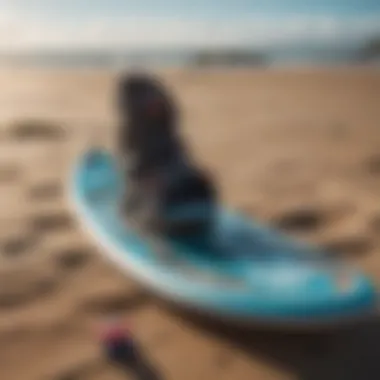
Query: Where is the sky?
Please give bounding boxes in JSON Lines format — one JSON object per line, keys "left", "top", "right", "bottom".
{"left": 0, "top": 0, "right": 380, "bottom": 51}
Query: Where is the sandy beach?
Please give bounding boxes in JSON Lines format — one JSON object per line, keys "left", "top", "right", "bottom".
{"left": 0, "top": 66, "right": 380, "bottom": 380}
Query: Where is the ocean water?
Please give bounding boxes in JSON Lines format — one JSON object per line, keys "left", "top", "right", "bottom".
{"left": 0, "top": 41, "right": 375, "bottom": 69}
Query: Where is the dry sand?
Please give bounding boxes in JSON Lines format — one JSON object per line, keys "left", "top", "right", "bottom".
{"left": 0, "top": 66, "right": 380, "bottom": 380}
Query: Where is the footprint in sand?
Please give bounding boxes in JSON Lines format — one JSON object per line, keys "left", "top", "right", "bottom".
{"left": 365, "top": 154, "right": 380, "bottom": 175}
{"left": 273, "top": 206, "right": 323, "bottom": 233}
{"left": 0, "top": 164, "right": 22, "bottom": 183}
{"left": 0, "top": 269, "right": 57, "bottom": 309}
{"left": 30, "top": 211, "right": 74, "bottom": 233}
{"left": 323, "top": 234, "right": 372, "bottom": 257}
{"left": 7, "top": 119, "right": 66, "bottom": 142}
{"left": 56, "top": 247, "right": 92, "bottom": 271}
{"left": 28, "top": 181, "right": 62, "bottom": 201}
{"left": 1, "top": 232, "right": 38, "bottom": 258}
{"left": 371, "top": 213, "right": 380, "bottom": 233}
{"left": 79, "top": 289, "right": 149, "bottom": 315}
{"left": 55, "top": 374, "right": 79, "bottom": 380}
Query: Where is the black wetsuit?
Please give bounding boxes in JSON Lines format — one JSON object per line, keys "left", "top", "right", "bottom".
{"left": 116, "top": 73, "right": 216, "bottom": 236}
{"left": 117, "top": 73, "right": 186, "bottom": 179}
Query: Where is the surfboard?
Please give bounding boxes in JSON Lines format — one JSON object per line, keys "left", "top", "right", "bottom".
{"left": 70, "top": 148, "right": 378, "bottom": 328}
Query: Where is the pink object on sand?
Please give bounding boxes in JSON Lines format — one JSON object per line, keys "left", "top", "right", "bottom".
{"left": 98, "top": 317, "right": 133, "bottom": 343}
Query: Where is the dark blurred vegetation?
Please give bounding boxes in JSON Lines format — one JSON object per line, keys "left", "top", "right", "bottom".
{"left": 192, "top": 49, "right": 269, "bottom": 67}
{"left": 358, "top": 37, "right": 380, "bottom": 62}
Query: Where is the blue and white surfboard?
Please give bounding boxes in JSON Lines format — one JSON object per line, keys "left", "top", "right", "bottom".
{"left": 70, "top": 148, "right": 378, "bottom": 328}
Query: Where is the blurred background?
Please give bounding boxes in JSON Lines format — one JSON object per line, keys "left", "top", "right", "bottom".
{"left": 1, "top": 0, "right": 380, "bottom": 68}
{"left": 0, "top": 1, "right": 380, "bottom": 380}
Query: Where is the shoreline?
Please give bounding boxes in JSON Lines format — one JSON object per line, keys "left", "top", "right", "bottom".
{"left": 0, "top": 62, "right": 379, "bottom": 74}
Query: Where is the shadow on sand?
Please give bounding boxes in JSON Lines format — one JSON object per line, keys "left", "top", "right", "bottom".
{"left": 169, "top": 305, "right": 380, "bottom": 380}
{"left": 105, "top": 339, "right": 164, "bottom": 380}
{"left": 130, "top": 348, "right": 164, "bottom": 380}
